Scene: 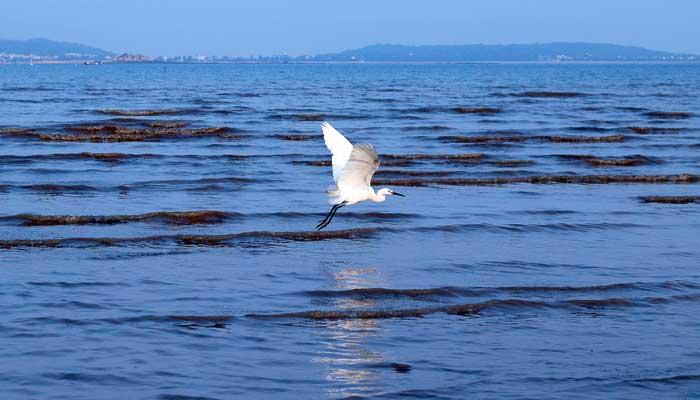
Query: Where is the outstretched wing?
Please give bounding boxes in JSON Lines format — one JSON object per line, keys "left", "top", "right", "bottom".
{"left": 321, "top": 122, "right": 354, "bottom": 183}
{"left": 338, "top": 143, "right": 379, "bottom": 192}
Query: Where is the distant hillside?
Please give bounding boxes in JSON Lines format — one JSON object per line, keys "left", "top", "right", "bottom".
{"left": 0, "top": 38, "right": 113, "bottom": 59}
{"left": 312, "top": 43, "right": 697, "bottom": 62}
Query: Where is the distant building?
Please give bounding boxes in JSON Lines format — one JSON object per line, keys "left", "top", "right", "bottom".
{"left": 109, "top": 53, "right": 153, "bottom": 62}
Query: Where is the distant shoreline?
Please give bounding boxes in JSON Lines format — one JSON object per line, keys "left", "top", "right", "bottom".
{"left": 3, "top": 60, "right": 700, "bottom": 66}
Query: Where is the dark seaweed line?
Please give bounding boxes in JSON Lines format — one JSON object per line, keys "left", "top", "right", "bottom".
{"left": 373, "top": 174, "right": 700, "bottom": 187}
{"left": 0, "top": 211, "right": 420, "bottom": 227}
{"left": 0, "top": 222, "right": 645, "bottom": 249}
{"left": 0, "top": 176, "right": 265, "bottom": 194}
{"left": 18, "top": 293, "right": 700, "bottom": 326}
{"left": 16, "top": 172, "right": 689, "bottom": 195}
{"left": 0, "top": 228, "right": 380, "bottom": 249}
{"left": 0, "top": 211, "right": 239, "bottom": 226}
{"left": 640, "top": 196, "right": 700, "bottom": 204}
{"left": 247, "top": 293, "right": 700, "bottom": 321}
{"left": 0, "top": 126, "right": 243, "bottom": 142}
{"left": 300, "top": 280, "right": 699, "bottom": 299}
{"left": 440, "top": 134, "right": 627, "bottom": 144}
{"left": 0, "top": 152, "right": 306, "bottom": 164}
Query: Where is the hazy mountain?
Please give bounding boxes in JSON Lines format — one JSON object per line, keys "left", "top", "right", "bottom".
{"left": 2, "top": 39, "right": 696, "bottom": 63}
{"left": 312, "top": 43, "right": 697, "bottom": 62}
{"left": 0, "top": 38, "right": 113, "bottom": 59}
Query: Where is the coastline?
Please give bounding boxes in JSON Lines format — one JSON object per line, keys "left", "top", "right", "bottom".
{"left": 3, "top": 60, "right": 700, "bottom": 65}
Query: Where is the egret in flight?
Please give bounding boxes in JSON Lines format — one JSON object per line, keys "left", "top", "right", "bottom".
{"left": 316, "top": 122, "right": 405, "bottom": 230}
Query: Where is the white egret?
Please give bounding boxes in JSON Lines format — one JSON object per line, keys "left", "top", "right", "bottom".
{"left": 316, "top": 122, "right": 405, "bottom": 230}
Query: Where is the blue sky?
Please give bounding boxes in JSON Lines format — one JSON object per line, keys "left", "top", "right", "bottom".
{"left": 2, "top": 0, "right": 699, "bottom": 56}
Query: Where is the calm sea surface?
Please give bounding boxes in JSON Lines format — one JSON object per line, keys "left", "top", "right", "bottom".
{"left": 1, "top": 63, "right": 700, "bottom": 399}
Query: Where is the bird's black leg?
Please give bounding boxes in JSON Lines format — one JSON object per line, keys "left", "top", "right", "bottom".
{"left": 316, "top": 202, "right": 345, "bottom": 230}
{"left": 316, "top": 204, "right": 339, "bottom": 230}
{"left": 316, "top": 204, "right": 339, "bottom": 229}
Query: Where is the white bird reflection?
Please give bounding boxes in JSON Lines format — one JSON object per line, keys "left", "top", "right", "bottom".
{"left": 312, "top": 266, "right": 387, "bottom": 398}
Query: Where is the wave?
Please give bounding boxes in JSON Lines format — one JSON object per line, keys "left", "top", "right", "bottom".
{"left": 490, "top": 160, "right": 536, "bottom": 167}
{"left": 440, "top": 134, "right": 626, "bottom": 144}
{"left": 382, "top": 153, "right": 484, "bottom": 160}
{"left": 362, "top": 97, "right": 401, "bottom": 103}
{"left": 266, "top": 113, "right": 371, "bottom": 121}
{"left": 43, "top": 372, "right": 139, "bottom": 385}
{"left": 4, "top": 119, "right": 243, "bottom": 142}
{"left": 273, "top": 134, "right": 316, "bottom": 141}
{"left": 0, "top": 176, "right": 261, "bottom": 195}
{"left": 374, "top": 169, "right": 458, "bottom": 177}
{"left": 37, "top": 126, "right": 239, "bottom": 142}
{"left": 96, "top": 108, "right": 200, "bottom": 116}
{"left": 66, "top": 121, "right": 191, "bottom": 132}
{"left": 615, "top": 106, "right": 649, "bottom": 112}
{"left": 506, "top": 91, "right": 588, "bottom": 98}
{"left": 566, "top": 126, "right": 614, "bottom": 132}
{"left": 249, "top": 288, "right": 700, "bottom": 321}
{"left": 118, "top": 176, "right": 262, "bottom": 192}
{"left": 404, "top": 106, "right": 501, "bottom": 115}
{"left": 0, "top": 183, "right": 98, "bottom": 194}
{"left": 217, "top": 91, "right": 261, "bottom": 97}
{"left": 400, "top": 125, "right": 453, "bottom": 131}
{"left": 0, "top": 152, "right": 310, "bottom": 164}
{"left": 0, "top": 127, "right": 34, "bottom": 135}
{"left": 145, "top": 121, "right": 190, "bottom": 128}
{"left": 409, "top": 222, "right": 644, "bottom": 234}
{"left": 0, "top": 210, "right": 419, "bottom": 227}
{"left": 452, "top": 107, "right": 501, "bottom": 114}
{"left": 639, "top": 196, "right": 700, "bottom": 204}
{"left": 303, "top": 287, "right": 461, "bottom": 299}
{"left": 245, "top": 297, "right": 634, "bottom": 321}
{"left": 643, "top": 111, "right": 693, "bottom": 120}
{"left": 627, "top": 126, "right": 683, "bottom": 134}
{"left": 372, "top": 174, "right": 700, "bottom": 187}
{"left": 1, "top": 85, "right": 61, "bottom": 92}
{"left": 0, "top": 228, "right": 379, "bottom": 249}
{"left": 0, "top": 220, "right": 642, "bottom": 249}
{"left": 555, "top": 154, "right": 659, "bottom": 167}
{"left": 20, "top": 287, "right": 700, "bottom": 324}
{"left": 2, "top": 211, "right": 238, "bottom": 226}
{"left": 300, "top": 281, "right": 697, "bottom": 300}
{"left": 631, "top": 374, "right": 700, "bottom": 384}
{"left": 26, "top": 281, "right": 127, "bottom": 288}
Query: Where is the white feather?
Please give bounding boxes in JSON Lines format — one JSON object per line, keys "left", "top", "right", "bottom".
{"left": 321, "top": 121, "right": 354, "bottom": 183}
{"left": 337, "top": 143, "right": 379, "bottom": 201}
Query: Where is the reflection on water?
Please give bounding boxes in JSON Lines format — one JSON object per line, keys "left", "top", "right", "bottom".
{"left": 314, "top": 267, "right": 385, "bottom": 398}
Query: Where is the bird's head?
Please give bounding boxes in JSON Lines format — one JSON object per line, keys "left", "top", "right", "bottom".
{"left": 376, "top": 188, "right": 406, "bottom": 199}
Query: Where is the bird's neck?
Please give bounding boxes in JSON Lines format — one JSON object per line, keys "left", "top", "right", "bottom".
{"left": 370, "top": 189, "right": 386, "bottom": 202}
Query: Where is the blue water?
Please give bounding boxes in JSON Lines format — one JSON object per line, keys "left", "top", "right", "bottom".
{"left": 1, "top": 63, "right": 700, "bottom": 399}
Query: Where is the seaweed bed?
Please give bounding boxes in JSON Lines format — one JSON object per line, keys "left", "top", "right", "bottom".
{"left": 0, "top": 228, "right": 379, "bottom": 249}
{"left": 556, "top": 154, "right": 658, "bottom": 167}
{"left": 643, "top": 111, "right": 693, "bottom": 120}
{"left": 0, "top": 121, "right": 240, "bottom": 142}
{"left": 373, "top": 174, "right": 700, "bottom": 187}
{"left": 639, "top": 196, "right": 700, "bottom": 204}
{"left": 440, "top": 134, "right": 626, "bottom": 144}
{"left": 5, "top": 211, "right": 236, "bottom": 226}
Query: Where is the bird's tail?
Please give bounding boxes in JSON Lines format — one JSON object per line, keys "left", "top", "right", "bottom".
{"left": 326, "top": 185, "right": 343, "bottom": 205}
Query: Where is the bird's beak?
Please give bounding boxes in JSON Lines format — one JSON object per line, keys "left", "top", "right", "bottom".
{"left": 393, "top": 191, "right": 406, "bottom": 197}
